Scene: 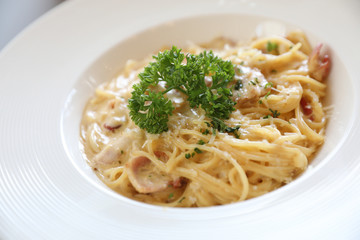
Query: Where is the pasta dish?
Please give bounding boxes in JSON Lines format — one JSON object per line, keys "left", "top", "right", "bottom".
{"left": 80, "top": 30, "right": 330, "bottom": 207}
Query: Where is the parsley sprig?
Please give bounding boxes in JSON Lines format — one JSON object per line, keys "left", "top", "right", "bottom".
{"left": 266, "top": 41, "right": 278, "bottom": 53}
{"left": 209, "top": 117, "right": 240, "bottom": 138}
{"left": 263, "top": 108, "right": 280, "bottom": 119}
{"left": 128, "top": 46, "right": 236, "bottom": 134}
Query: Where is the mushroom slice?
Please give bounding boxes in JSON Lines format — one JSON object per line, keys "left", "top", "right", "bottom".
{"left": 126, "top": 156, "right": 172, "bottom": 193}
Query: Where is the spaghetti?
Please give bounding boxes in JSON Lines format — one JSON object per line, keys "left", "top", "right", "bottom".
{"left": 80, "top": 30, "right": 329, "bottom": 207}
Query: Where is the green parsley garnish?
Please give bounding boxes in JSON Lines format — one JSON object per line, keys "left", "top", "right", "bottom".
{"left": 263, "top": 108, "right": 280, "bottom": 119}
{"left": 201, "top": 129, "right": 210, "bottom": 135}
{"left": 194, "top": 148, "right": 203, "bottom": 154}
{"left": 264, "top": 91, "right": 271, "bottom": 99}
{"left": 168, "top": 193, "right": 174, "bottom": 199}
{"left": 234, "top": 80, "right": 243, "bottom": 90}
{"left": 128, "top": 46, "right": 236, "bottom": 134}
{"left": 266, "top": 41, "right": 278, "bottom": 53}
{"left": 270, "top": 109, "right": 280, "bottom": 118}
{"left": 235, "top": 66, "right": 243, "bottom": 75}
{"left": 178, "top": 197, "right": 186, "bottom": 203}
{"left": 264, "top": 82, "right": 273, "bottom": 89}
{"left": 210, "top": 117, "right": 240, "bottom": 138}
{"left": 185, "top": 147, "right": 204, "bottom": 159}
{"left": 197, "top": 139, "right": 206, "bottom": 145}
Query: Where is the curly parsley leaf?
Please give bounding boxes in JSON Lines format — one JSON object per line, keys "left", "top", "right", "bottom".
{"left": 210, "top": 117, "right": 241, "bottom": 138}
{"left": 266, "top": 41, "right": 278, "bottom": 53}
{"left": 128, "top": 87, "right": 174, "bottom": 134}
{"left": 263, "top": 108, "right": 280, "bottom": 119}
{"left": 128, "top": 46, "right": 236, "bottom": 134}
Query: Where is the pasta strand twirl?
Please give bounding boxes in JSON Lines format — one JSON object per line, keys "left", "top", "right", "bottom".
{"left": 80, "top": 30, "right": 329, "bottom": 207}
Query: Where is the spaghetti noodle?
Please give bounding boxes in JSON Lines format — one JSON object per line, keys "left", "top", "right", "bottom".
{"left": 80, "top": 30, "right": 329, "bottom": 207}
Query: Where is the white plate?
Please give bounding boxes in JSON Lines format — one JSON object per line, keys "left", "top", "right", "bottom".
{"left": 1, "top": 0, "right": 360, "bottom": 239}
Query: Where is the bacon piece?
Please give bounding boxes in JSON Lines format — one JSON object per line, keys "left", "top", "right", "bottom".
{"left": 154, "top": 151, "right": 169, "bottom": 161}
{"left": 308, "top": 43, "right": 331, "bottom": 81}
{"left": 92, "top": 135, "right": 131, "bottom": 166}
{"left": 108, "top": 99, "right": 116, "bottom": 109}
{"left": 169, "top": 177, "right": 186, "bottom": 188}
{"left": 300, "top": 98, "right": 312, "bottom": 116}
{"left": 126, "top": 156, "right": 171, "bottom": 193}
{"left": 103, "top": 115, "right": 127, "bottom": 132}
{"left": 103, "top": 123, "right": 122, "bottom": 131}
{"left": 300, "top": 97, "right": 314, "bottom": 120}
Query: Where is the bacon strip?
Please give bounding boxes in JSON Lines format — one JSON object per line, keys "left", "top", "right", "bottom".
{"left": 126, "top": 156, "right": 170, "bottom": 193}
{"left": 103, "top": 123, "right": 122, "bottom": 131}
{"left": 308, "top": 43, "right": 331, "bottom": 81}
{"left": 300, "top": 98, "right": 312, "bottom": 116}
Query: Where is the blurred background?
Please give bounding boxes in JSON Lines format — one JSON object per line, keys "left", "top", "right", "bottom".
{"left": 0, "top": 0, "right": 65, "bottom": 50}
